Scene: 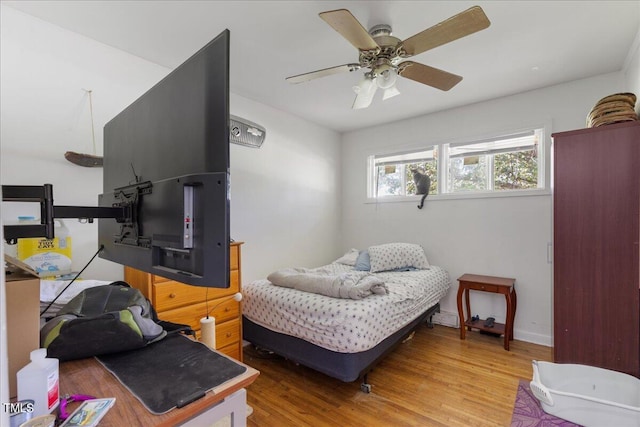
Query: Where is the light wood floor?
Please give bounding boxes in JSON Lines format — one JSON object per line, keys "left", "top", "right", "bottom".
{"left": 243, "top": 324, "right": 552, "bottom": 427}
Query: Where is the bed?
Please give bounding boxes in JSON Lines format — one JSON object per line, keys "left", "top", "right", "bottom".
{"left": 242, "top": 243, "right": 451, "bottom": 392}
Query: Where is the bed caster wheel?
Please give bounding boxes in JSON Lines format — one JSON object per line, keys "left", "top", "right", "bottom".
{"left": 360, "top": 383, "right": 371, "bottom": 393}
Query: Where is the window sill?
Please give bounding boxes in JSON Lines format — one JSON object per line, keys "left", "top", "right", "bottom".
{"left": 365, "top": 188, "right": 551, "bottom": 204}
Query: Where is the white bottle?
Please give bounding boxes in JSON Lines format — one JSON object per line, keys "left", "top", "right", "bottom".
{"left": 17, "top": 349, "right": 60, "bottom": 417}
{"left": 55, "top": 219, "right": 69, "bottom": 248}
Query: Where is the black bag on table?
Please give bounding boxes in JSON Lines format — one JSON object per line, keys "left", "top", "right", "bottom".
{"left": 40, "top": 281, "right": 191, "bottom": 361}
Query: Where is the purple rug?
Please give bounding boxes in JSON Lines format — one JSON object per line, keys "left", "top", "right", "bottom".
{"left": 510, "top": 380, "right": 582, "bottom": 427}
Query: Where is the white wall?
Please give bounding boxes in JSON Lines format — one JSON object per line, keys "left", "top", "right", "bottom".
{"left": 0, "top": 5, "right": 342, "bottom": 284}
{"left": 340, "top": 72, "right": 627, "bottom": 346}
{"left": 1, "top": 5, "right": 169, "bottom": 280}
{"left": 625, "top": 29, "right": 640, "bottom": 114}
{"left": 229, "top": 96, "right": 342, "bottom": 282}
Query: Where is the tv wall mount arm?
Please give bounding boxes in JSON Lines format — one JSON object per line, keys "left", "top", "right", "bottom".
{"left": 2, "top": 183, "right": 141, "bottom": 242}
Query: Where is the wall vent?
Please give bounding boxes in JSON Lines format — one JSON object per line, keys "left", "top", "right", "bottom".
{"left": 230, "top": 115, "right": 266, "bottom": 148}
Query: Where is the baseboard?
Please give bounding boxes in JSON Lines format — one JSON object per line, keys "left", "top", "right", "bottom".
{"left": 431, "top": 317, "right": 552, "bottom": 347}
{"left": 513, "top": 329, "right": 552, "bottom": 347}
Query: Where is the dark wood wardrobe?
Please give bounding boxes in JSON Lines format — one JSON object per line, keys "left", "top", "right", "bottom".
{"left": 553, "top": 120, "right": 640, "bottom": 377}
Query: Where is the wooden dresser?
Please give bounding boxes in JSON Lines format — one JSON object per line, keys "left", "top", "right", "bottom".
{"left": 124, "top": 242, "right": 244, "bottom": 361}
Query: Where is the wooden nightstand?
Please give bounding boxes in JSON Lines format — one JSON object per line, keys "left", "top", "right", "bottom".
{"left": 125, "top": 242, "right": 244, "bottom": 361}
{"left": 456, "top": 273, "right": 517, "bottom": 350}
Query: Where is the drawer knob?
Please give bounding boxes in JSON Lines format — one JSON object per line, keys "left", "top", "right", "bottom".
{"left": 169, "top": 293, "right": 176, "bottom": 298}
{"left": 224, "top": 307, "right": 230, "bottom": 312}
{"left": 226, "top": 332, "right": 232, "bottom": 338}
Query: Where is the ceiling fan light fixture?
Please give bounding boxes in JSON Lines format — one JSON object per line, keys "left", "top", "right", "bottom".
{"left": 352, "top": 74, "right": 377, "bottom": 109}
{"left": 383, "top": 85, "right": 401, "bottom": 100}
{"left": 376, "top": 68, "right": 398, "bottom": 90}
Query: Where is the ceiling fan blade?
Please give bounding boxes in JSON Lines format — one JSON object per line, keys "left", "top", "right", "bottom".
{"left": 398, "top": 61, "right": 462, "bottom": 91}
{"left": 286, "top": 63, "right": 361, "bottom": 84}
{"left": 401, "top": 6, "right": 490, "bottom": 57}
{"left": 352, "top": 76, "right": 378, "bottom": 109}
{"left": 319, "top": 9, "right": 379, "bottom": 51}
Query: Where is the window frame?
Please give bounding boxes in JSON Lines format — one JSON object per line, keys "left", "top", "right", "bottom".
{"left": 368, "top": 147, "right": 438, "bottom": 198}
{"left": 366, "top": 125, "right": 550, "bottom": 203}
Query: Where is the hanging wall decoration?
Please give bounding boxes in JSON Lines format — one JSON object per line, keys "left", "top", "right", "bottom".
{"left": 65, "top": 89, "right": 103, "bottom": 167}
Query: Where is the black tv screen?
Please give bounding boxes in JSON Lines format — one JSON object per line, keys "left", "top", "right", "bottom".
{"left": 98, "top": 30, "right": 230, "bottom": 288}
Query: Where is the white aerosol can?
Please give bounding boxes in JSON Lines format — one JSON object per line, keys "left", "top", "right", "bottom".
{"left": 16, "top": 349, "right": 59, "bottom": 417}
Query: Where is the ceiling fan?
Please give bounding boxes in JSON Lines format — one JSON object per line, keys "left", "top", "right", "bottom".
{"left": 286, "top": 6, "right": 490, "bottom": 109}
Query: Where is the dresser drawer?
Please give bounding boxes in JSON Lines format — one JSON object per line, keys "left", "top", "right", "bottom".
{"left": 207, "top": 297, "right": 240, "bottom": 324}
{"left": 157, "top": 301, "right": 206, "bottom": 332}
{"left": 194, "top": 319, "right": 240, "bottom": 350}
{"left": 158, "top": 299, "right": 240, "bottom": 332}
{"left": 216, "top": 318, "right": 240, "bottom": 350}
{"left": 153, "top": 281, "right": 208, "bottom": 312}
{"left": 153, "top": 270, "right": 239, "bottom": 312}
{"left": 218, "top": 343, "right": 241, "bottom": 360}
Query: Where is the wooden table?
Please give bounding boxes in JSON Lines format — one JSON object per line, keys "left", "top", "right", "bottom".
{"left": 456, "top": 274, "right": 517, "bottom": 350}
{"left": 59, "top": 355, "right": 259, "bottom": 426}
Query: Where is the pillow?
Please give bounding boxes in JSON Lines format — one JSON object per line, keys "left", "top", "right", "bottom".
{"left": 334, "top": 248, "right": 359, "bottom": 266}
{"left": 354, "top": 250, "right": 370, "bottom": 271}
{"left": 367, "top": 243, "right": 429, "bottom": 273}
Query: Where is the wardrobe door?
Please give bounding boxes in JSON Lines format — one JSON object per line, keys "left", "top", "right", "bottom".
{"left": 553, "top": 122, "right": 639, "bottom": 377}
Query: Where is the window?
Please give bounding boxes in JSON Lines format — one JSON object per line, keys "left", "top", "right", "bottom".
{"left": 447, "top": 129, "right": 543, "bottom": 193}
{"left": 371, "top": 148, "right": 437, "bottom": 198}
{"left": 368, "top": 128, "right": 545, "bottom": 199}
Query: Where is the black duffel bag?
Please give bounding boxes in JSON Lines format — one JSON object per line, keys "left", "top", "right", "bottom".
{"left": 40, "top": 281, "right": 189, "bottom": 361}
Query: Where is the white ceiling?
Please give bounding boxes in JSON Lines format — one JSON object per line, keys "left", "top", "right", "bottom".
{"left": 4, "top": 1, "right": 640, "bottom": 132}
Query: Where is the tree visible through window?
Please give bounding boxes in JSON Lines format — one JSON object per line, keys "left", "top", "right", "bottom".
{"left": 494, "top": 150, "right": 538, "bottom": 190}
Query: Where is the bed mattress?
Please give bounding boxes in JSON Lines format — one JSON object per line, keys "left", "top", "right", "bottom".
{"left": 242, "top": 263, "right": 450, "bottom": 353}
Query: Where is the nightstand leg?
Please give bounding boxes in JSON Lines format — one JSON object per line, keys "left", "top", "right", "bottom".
{"left": 464, "top": 289, "right": 472, "bottom": 331}
{"left": 511, "top": 286, "right": 518, "bottom": 339}
{"left": 457, "top": 285, "right": 466, "bottom": 340}
{"left": 504, "top": 290, "right": 516, "bottom": 351}
{"left": 510, "top": 287, "right": 517, "bottom": 340}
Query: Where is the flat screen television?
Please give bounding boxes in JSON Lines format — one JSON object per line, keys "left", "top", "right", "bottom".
{"left": 98, "top": 29, "right": 230, "bottom": 288}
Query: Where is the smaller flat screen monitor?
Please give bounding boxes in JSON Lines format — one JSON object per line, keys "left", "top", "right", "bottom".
{"left": 98, "top": 30, "right": 230, "bottom": 288}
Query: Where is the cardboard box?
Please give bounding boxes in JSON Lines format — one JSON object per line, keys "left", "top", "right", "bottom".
{"left": 4, "top": 255, "right": 41, "bottom": 398}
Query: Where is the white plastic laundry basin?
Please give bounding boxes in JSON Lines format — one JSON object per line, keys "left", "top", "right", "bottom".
{"left": 530, "top": 360, "right": 640, "bottom": 427}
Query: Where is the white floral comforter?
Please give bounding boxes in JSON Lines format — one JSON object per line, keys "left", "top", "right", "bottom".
{"left": 242, "top": 263, "right": 451, "bottom": 353}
